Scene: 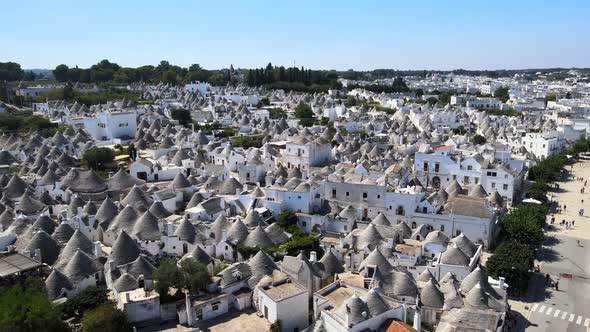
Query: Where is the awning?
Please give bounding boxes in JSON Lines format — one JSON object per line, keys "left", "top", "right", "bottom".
{"left": 522, "top": 198, "right": 543, "bottom": 205}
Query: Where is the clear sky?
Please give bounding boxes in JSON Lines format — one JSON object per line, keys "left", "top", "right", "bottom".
{"left": 2, "top": 0, "right": 589, "bottom": 70}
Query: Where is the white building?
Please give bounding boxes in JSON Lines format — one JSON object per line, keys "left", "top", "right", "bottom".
{"left": 71, "top": 110, "right": 137, "bottom": 142}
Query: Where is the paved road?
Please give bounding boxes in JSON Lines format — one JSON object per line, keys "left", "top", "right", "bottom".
{"left": 513, "top": 160, "right": 590, "bottom": 331}
{"left": 523, "top": 235, "right": 590, "bottom": 331}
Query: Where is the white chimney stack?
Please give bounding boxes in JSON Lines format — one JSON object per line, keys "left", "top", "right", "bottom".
{"left": 94, "top": 241, "right": 103, "bottom": 257}
{"left": 310, "top": 251, "right": 317, "bottom": 262}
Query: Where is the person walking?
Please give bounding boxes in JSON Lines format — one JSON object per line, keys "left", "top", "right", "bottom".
{"left": 555, "top": 281, "right": 559, "bottom": 291}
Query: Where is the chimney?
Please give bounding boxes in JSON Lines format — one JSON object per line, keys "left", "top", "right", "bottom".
{"left": 94, "top": 241, "right": 102, "bottom": 257}
{"left": 310, "top": 251, "right": 317, "bottom": 262}
{"left": 33, "top": 248, "right": 42, "bottom": 262}
{"left": 185, "top": 291, "right": 194, "bottom": 326}
{"left": 413, "top": 305, "right": 422, "bottom": 332}
{"left": 499, "top": 277, "right": 506, "bottom": 290}
{"left": 387, "top": 238, "right": 394, "bottom": 249}
{"left": 167, "top": 223, "right": 174, "bottom": 237}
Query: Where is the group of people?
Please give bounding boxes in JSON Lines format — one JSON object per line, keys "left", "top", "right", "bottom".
{"left": 549, "top": 215, "right": 575, "bottom": 229}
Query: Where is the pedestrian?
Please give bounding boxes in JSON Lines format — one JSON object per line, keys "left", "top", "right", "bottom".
{"left": 572, "top": 220, "right": 575, "bottom": 227}
{"left": 564, "top": 205, "right": 567, "bottom": 211}
{"left": 555, "top": 281, "right": 559, "bottom": 291}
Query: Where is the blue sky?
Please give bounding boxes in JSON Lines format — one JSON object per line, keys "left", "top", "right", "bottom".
{"left": 2, "top": 0, "right": 589, "bottom": 70}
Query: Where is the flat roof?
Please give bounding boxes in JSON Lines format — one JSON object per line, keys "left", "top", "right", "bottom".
{"left": 261, "top": 281, "right": 306, "bottom": 302}
{"left": 0, "top": 252, "right": 42, "bottom": 277}
{"left": 322, "top": 285, "right": 356, "bottom": 314}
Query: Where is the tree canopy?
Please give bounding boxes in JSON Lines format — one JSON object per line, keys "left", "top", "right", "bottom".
{"left": 472, "top": 134, "right": 487, "bottom": 145}
{"left": 486, "top": 241, "right": 534, "bottom": 295}
{"left": 154, "top": 258, "right": 182, "bottom": 300}
{"left": 82, "top": 147, "right": 115, "bottom": 171}
{"left": 80, "top": 303, "right": 130, "bottom": 332}
{"left": 170, "top": 108, "right": 192, "bottom": 127}
{"left": 493, "top": 85, "right": 510, "bottom": 102}
{"left": 0, "top": 278, "right": 68, "bottom": 332}
{"left": 294, "top": 103, "right": 315, "bottom": 127}
{"left": 178, "top": 259, "right": 210, "bottom": 292}
{"left": 0, "top": 62, "right": 25, "bottom": 81}
{"left": 51, "top": 59, "right": 237, "bottom": 86}
{"left": 501, "top": 203, "right": 546, "bottom": 247}
{"left": 59, "top": 286, "right": 110, "bottom": 319}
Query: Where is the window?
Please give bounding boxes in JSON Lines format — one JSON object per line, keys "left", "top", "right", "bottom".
{"left": 302, "top": 221, "right": 306, "bottom": 227}
{"left": 435, "top": 163, "right": 440, "bottom": 172}
{"left": 363, "top": 192, "right": 367, "bottom": 199}
{"left": 212, "top": 303, "right": 220, "bottom": 311}
{"left": 344, "top": 225, "right": 347, "bottom": 231}
{"left": 396, "top": 206, "right": 405, "bottom": 216}
{"left": 297, "top": 195, "right": 301, "bottom": 199}
{"left": 503, "top": 184, "right": 508, "bottom": 190}
{"left": 441, "top": 225, "right": 445, "bottom": 232}
{"left": 491, "top": 182, "right": 496, "bottom": 189}
{"left": 423, "top": 162, "right": 428, "bottom": 171}
{"left": 332, "top": 189, "right": 336, "bottom": 198}
{"left": 422, "top": 207, "right": 427, "bottom": 213}
{"left": 346, "top": 192, "right": 350, "bottom": 197}
{"left": 464, "top": 176, "right": 470, "bottom": 184}
{"left": 475, "top": 178, "right": 479, "bottom": 184}
{"left": 377, "top": 194, "right": 381, "bottom": 199}
{"left": 467, "top": 165, "right": 472, "bottom": 171}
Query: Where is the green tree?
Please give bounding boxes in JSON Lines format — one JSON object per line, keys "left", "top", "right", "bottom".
{"left": 60, "top": 286, "right": 109, "bottom": 319}
{"left": 426, "top": 97, "right": 438, "bottom": 105}
{"left": 472, "top": 134, "right": 487, "bottom": 145}
{"left": 162, "top": 69, "right": 179, "bottom": 85}
{"left": 179, "top": 259, "right": 210, "bottom": 292}
{"left": 170, "top": 108, "right": 192, "bottom": 127}
{"left": 82, "top": 147, "right": 115, "bottom": 171}
{"left": 81, "top": 303, "right": 130, "bottom": 332}
{"left": 452, "top": 125, "right": 466, "bottom": 135}
{"left": 208, "top": 73, "right": 226, "bottom": 86}
{"left": 502, "top": 204, "right": 545, "bottom": 247}
{"left": 486, "top": 241, "right": 534, "bottom": 294}
{"left": 494, "top": 86, "right": 510, "bottom": 103}
{"left": 154, "top": 258, "right": 182, "bottom": 299}
{"left": 345, "top": 96, "right": 358, "bottom": 107}
{"left": 0, "top": 278, "right": 68, "bottom": 332}
{"left": 294, "top": 102, "right": 315, "bottom": 126}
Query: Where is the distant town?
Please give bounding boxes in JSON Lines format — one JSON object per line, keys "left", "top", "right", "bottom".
{"left": 1, "top": 60, "right": 590, "bottom": 332}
